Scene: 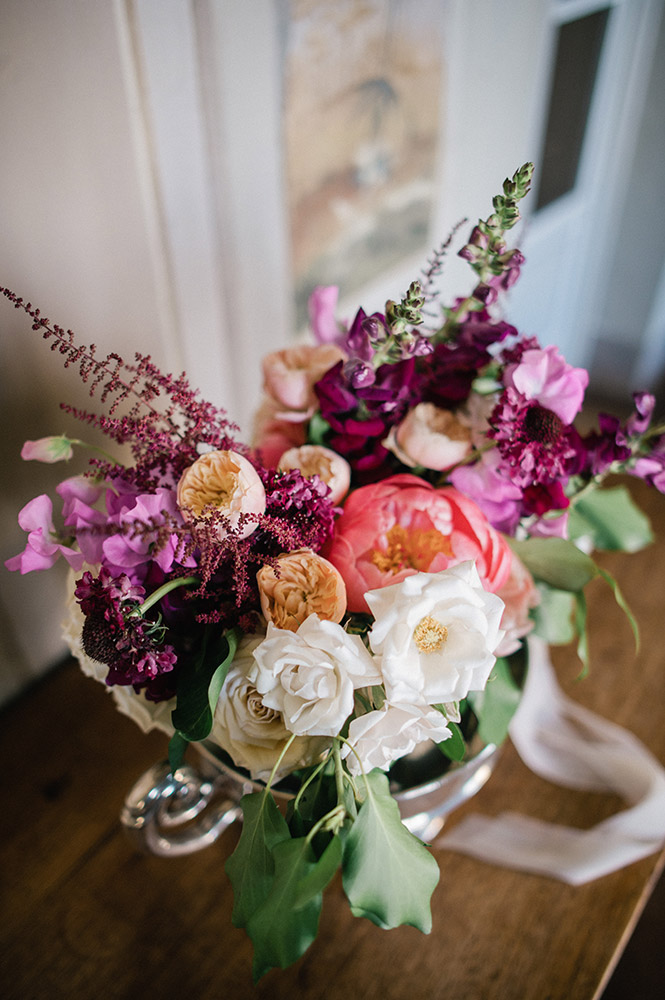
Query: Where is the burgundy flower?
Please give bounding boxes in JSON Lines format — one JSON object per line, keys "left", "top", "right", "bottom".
{"left": 489, "top": 387, "right": 579, "bottom": 488}
{"left": 76, "top": 568, "right": 177, "bottom": 700}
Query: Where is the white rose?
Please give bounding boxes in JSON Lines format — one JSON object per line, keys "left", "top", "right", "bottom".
{"left": 249, "top": 616, "right": 382, "bottom": 737}
{"left": 366, "top": 561, "right": 505, "bottom": 705}
{"left": 209, "top": 635, "right": 328, "bottom": 781}
{"left": 342, "top": 702, "right": 452, "bottom": 776}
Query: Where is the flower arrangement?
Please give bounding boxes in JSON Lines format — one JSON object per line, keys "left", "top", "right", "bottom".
{"left": 4, "top": 163, "right": 664, "bottom": 979}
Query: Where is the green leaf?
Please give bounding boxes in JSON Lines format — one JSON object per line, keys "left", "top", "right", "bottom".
{"left": 508, "top": 537, "right": 598, "bottom": 592}
{"left": 467, "top": 657, "right": 522, "bottom": 747}
{"left": 532, "top": 584, "right": 576, "bottom": 644}
{"left": 167, "top": 731, "right": 189, "bottom": 772}
{"left": 342, "top": 770, "right": 439, "bottom": 931}
{"left": 597, "top": 567, "right": 640, "bottom": 651}
{"left": 307, "top": 411, "right": 331, "bottom": 446}
{"left": 225, "top": 791, "right": 291, "bottom": 929}
{"left": 171, "top": 626, "right": 239, "bottom": 742}
{"left": 574, "top": 590, "right": 589, "bottom": 677}
{"left": 247, "top": 837, "right": 324, "bottom": 981}
{"left": 294, "top": 834, "right": 343, "bottom": 906}
{"left": 568, "top": 486, "right": 653, "bottom": 552}
{"left": 435, "top": 719, "right": 466, "bottom": 761}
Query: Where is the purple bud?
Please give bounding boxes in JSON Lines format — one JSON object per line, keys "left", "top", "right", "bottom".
{"left": 344, "top": 359, "right": 376, "bottom": 388}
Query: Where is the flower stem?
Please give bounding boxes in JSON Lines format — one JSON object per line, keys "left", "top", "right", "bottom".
{"left": 138, "top": 576, "right": 199, "bottom": 615}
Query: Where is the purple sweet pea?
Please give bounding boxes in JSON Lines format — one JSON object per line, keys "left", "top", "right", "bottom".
{"left": 450, "top": 450, "right": 522, "bottom": 534}
{"left": 503, "top": 345, "right": 588, "bottom": 425}
{"left": 5, "top": 494, "right": 85, "bottom": 573}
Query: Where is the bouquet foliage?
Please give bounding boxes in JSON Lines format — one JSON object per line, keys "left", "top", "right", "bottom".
{"left": 5, "top": 164, "right": 663, "bottom": 978}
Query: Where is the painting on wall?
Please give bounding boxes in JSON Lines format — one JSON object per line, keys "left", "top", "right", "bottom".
{"left": 280, "top": 0, "right": 445, "bottom": 325}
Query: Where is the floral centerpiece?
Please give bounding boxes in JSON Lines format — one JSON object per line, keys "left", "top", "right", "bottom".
{"left": 4, "top": 164, "right": 664, "bottom": 979}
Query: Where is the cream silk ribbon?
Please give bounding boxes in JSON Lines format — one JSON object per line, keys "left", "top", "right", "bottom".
{"left": 437, "top": 637, "right": 665, "bottom": 884}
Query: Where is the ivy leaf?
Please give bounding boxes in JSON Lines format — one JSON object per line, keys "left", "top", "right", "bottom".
{"left": 508, "top": 537, "right": 598, "bottom": 592}
{"left": 171, "top": 626, "right": 239, "bottom": 743}
{"left": 342, "top": 770, "right": 439, "bottom": 932}
{"left": 225, "top": 791, "right": 290, "bottom": 929}
{"left": 467, "top": 657, "right": 522, "bottom": 747}
{"left": 247, "top": 837, "right": 324, "bottom": 981}
{"left": 294, "top": 834, "right": 343, "bottom": 907}
{"left": 568, "top": 486, "right": 653, "bottom": 552}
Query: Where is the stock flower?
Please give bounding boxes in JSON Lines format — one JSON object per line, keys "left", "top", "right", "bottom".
{"left": 324, "top": 474, "right": 512, "bottom": 613}
{"left": 308, "top": 285, "right": 345, "bottom": 345}
{"left": 366, "top": 562, "right": 505, "bottom": 705}
{"left": 209, "top": 635, "right": 329, "bottom": 781}
{"left": 5, "top": 494, "right": 85, "bottom": 573}
{"left": 385, "top": 403, "right": 472, "bottom": 471}
{"left": 262, "top": 344, "right": 345, "bottom": 421}
{"left": 342, "top": 702, "right": 452, "bottom": 776}
{"left": 278, "top": 444, "right": 351, "bottom": 504}
{"left": 249, "top": 616, "right": 381, "bottom": 737}
{"left": 257, "top": 549, "right": 347, "bottom": 630}
{"left": 177, "top": 449, "right": 266, "bottom": 540}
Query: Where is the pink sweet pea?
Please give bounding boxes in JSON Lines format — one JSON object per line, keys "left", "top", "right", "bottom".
{"left": 21, "top": 435, "right": 74, "bottom": 463}
{"left": 504, "top": 345, "right": 588, "bottom": 425}
{"left": 5, "top": 494, "right": 84, "bottom": 573}
{"left": 450, "top": 450, "right": 523, "bottom": 535}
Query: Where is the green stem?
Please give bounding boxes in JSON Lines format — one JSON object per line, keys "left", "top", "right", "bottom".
{"left": 70, "top": 438, "right": 124, "bottom": 467}
{"left": 138, "top": 576, "right": 199, "bottom": 615}
{"left": 264, "top": 733, "right": 298, "bottom": 794}
{"left": 332, "top": 739, "right": 345, "bottom": 806}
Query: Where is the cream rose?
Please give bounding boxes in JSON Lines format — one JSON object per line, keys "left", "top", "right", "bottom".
{"left": 177, "top": 449, "right": 266, "bottom": 540}
{"left": 261, "top": 344, "right": 345, "bottom": 421}
{"left": 278, "top": 445, "right": 351, "bottom": 505}
{"left": 257, "top": 549, "right": 347, "bottom": 631}
{"left": 249, "top": 616, "right": 382, "bottom": 737}
{"left": 385, "top": 403, "right": 472, "bottom": 471}
{"left": 342, "top": 702, "right": 452, "bottom": 776}
{"left": 366, "top": 561, "right": 505, "bottom": 705}
{"left": 209, "top": 635, "right": 329, "bottom": 781}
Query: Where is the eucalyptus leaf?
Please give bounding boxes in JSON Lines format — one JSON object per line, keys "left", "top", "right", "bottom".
{"left": 508, "top": 537, "right": 598, "bottom": 592}
{"left": 342, "top": 770, "right": 439, "bottom": 931}
{"left": 247, "top": 837, "right": 323, "bottom": 981}
{"left": 467, "top": 658, "right": 522, "bottom": 747}
{"left": 225, "top": 791, "right": 291, "bottom": 929}
{"left": 568, "top": 486, "right": 653, "bottom": 552}
{"left": 171, "top": 626, "right": 239, "bottom": 742}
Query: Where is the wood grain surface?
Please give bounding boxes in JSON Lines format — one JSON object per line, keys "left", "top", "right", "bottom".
{"left": 1, "top": 477, "right": 664, "bottom": 1000}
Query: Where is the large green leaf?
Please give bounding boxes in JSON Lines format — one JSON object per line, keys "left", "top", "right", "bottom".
{"left": 532, "top": 584, "right": 576, "bottom": 645}
{"left": 247, "top": 837, "right": 325, "bottom": 981}
{"left": 508, "top": 537, "right": 598, "bottom": 592}
{"left": 225, "top": 791, "right": 290, "bottom": 929}
{"left": 342, "top": 770, "right": 439, "bottom": 932}
{"left": 568, "top": 486, "right": 653, "bottom": 552}
{"left": 434, "top": 718, "right": 466, "bottom": 762}
{"left": 171, "top": 626, "right": 239, "bottom": 743}
{"left": 467, "top": 657, "right": 522, "bottom": 747}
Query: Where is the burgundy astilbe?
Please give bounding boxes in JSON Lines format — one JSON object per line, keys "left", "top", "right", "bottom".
{"left": 0, "top": 288, "right": 242, "bottom": 490}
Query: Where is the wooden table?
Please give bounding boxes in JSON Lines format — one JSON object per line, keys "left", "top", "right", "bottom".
{"left": 2, "top": 477, "right": 664, "bottom": 1000}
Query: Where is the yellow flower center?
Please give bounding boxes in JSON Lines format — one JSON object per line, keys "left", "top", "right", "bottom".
{"left": 370, "top": 524, "right": 453, "bottom": 575}
{"left": 413, "top": 615, "right": 448, "bottom": 653}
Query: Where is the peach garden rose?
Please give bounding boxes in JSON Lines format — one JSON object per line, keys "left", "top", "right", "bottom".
{"left": 261, "top": 343, "right": 345, "bottom": 421}
{"left": 277, "top": 444, "right": 351, "bottom": 505}
{"left": 257, "top": 548, "right": 347, "bottom": 631}
{"left": 176, "top": 449, "right": 266, "bottom": 540}
{"left": 385, "top": 402, "right": 472, "bottom": 471}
